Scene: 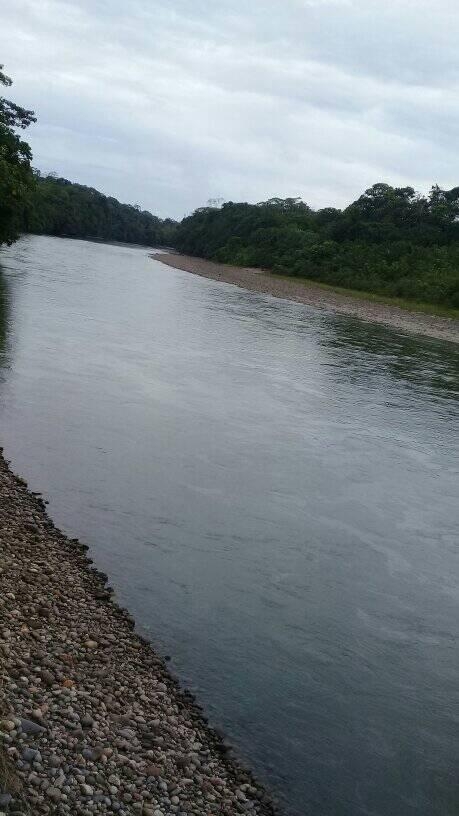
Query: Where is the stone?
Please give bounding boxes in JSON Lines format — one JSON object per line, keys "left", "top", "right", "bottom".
{"left": 22, "top": 747, "right": 41, "bottom": 763}
{"left": 40, "top": 669, "right": 55, "bottom": 686}
{"left": 47, "top": 787, "right": 62, "bottom": 802}
{"left": 118, "top": 728, "right": 135, "bottom": 740}
{"left": 84, "top": 640, "right": 98, "bottom": 650}
{"left": 145, "top": 764, "right": 161, "bottom": 777}
{"left": 0, "top": 455, "right": 272, "bottom": 816}
{"left": 19, "top": 718, "right": 45, "bottom": 735}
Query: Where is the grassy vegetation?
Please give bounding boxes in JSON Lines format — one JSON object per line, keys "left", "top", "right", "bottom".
{"left": 266, "top": 271, "right": 459, "bottom": 319}
{"left": 0, "top": 695, "right": 22, "bottom": 805}
{"left": 0, "top": 745, "right": 21, "bottom": 796}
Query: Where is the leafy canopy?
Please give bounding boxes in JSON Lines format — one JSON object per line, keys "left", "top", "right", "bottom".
{"left": 175, "top": 186, "right": 459, "bottom": 307}
{"left": 0, "top": 65, "right": 36, "bottom": 245}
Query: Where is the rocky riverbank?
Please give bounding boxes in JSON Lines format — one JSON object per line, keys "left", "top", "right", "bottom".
{"left": 0, "top": 451, "right": 279, "bottom": 816}
{"left": 153, "top": 253, "right": 459, "bottom": 344}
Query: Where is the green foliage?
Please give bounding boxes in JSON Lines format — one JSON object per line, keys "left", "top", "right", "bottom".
{"left": 0, "top": 65, "right": 36, "bottom": 246}
{"left": 24, "top": 173, "right": 177, "bottom": 247}
{"left": 174, "top": 187, "right": 459, "bottom": 307}
{"left": 2, "top": 62, "right": 458, "bottom": 307}
{"left": 0, "top": 65, "right": 176, "bottom": 249}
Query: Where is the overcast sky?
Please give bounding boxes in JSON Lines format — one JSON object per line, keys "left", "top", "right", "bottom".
{"left": 2, "top": 0, "right": 458, "bottom": 219}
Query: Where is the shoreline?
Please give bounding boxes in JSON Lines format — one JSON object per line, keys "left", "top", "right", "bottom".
{"left": 0, "top": 451, "right": 279, "bottom": 815}
{"left": 153, "top": 253, "right": 459, "bottom": 344}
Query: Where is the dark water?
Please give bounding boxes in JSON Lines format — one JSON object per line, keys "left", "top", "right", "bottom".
{"left": 0, "top": 235, "right": 458, "bottom": 816}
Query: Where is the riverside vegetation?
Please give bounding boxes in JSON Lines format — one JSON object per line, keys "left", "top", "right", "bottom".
{"left": 1, "top": 65, "right": 459, "bottom": 310}
{"left": 173, "top": 193, "right": 459, "bottom": 310}
{"left": 0, "top": 66, "right": 175, "bottom": 248}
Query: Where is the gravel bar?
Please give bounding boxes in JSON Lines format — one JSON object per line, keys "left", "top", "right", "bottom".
{"left": 154, "top": 252, "right": 459, "bottom": 344}
{"left": 0, "top": 451, "right": 280, "bottom": 816}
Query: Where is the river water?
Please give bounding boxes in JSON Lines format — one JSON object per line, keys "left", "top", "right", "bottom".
{"left": 0, "top": 235, "right": 458, "bottom": 816}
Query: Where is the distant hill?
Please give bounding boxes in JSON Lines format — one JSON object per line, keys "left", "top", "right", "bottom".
{"left": 23, "top": 173, "right": 177, "bottom": 247}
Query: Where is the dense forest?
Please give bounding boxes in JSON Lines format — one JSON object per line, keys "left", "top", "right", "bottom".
{"left": 2, "top": 64, "right": 459, "bottom": 307}
{"left": 175, "top": 189, "right": 459, "bottom": 307}
{"left": 0, "top": 65, "right": 175, "bottom": 247}
{"left": 24, "top": 173, "right": 177, "bottom": 246}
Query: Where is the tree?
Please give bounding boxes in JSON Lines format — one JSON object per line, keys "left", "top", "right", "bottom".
{"left": 0, "top": 65, "right": 36, "bottom": 245}
{"left": 23, "top": 173, "right": 177, "bottom": 246}
{"left": 174, "top": 185, "right": 459, "bottom": 307}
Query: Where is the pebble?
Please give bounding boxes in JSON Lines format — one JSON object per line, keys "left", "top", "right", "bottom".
{"left": 47, "top": 786, "right": 62, "bottom": 802}
{"left": 0, "top": 454, "right": 278, "bottom": 816}
{"left": 19, "top": 718, "right": 45, "bottom": 735}
{"left": 22, "top": 747, "right": 41, "bottom": 762}
{"left": 145, "top": 764, "right": 161, "bottom": 778}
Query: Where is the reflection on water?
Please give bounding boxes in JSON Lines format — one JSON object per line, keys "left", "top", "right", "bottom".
{"left": 0, "top": 271, "right": 10, "bottom": 370}
{"left": 321, "top": 315, "right": 459, "bottom": 401}
{"left": 0, "top": 235, "right": 458, "bottom": 816}
{"left": 198, "top": 280, "right": 459, "bottom": 402}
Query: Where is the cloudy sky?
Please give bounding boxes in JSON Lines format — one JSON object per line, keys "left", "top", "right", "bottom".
{"left": 1, "top": 0, "right": 458, "bottom": 218}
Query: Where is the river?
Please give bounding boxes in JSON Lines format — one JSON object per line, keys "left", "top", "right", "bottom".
{"left": 0, "top": 235, "right": 458, "bottom": 816}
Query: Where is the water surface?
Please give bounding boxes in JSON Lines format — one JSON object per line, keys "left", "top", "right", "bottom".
{"left": 0, "top": 235, "right": 458, "bottom": 816}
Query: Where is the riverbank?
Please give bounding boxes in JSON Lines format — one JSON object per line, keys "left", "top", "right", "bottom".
{"left": 154, "top": 253, "right": 459, "bottom": 344}
{"left": 0, "top": 451, "right": 279, "bottom": 815}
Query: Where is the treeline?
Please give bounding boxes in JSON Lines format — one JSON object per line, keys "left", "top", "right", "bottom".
{"left": 23, "top": 173, "right": 177, "bottom": 246}
{"left": 2, "top": 64, "right": 459, "bottom": 307}
{"left": 0, "top": 65, "right": 175, "bottom": 248}
{"left": 175, "top": 188, "right": 459, "bottom": 307}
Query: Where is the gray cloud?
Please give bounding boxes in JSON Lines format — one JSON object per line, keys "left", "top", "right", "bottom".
{"left": 2, "top": 0, "right": 459, "bottom": 218}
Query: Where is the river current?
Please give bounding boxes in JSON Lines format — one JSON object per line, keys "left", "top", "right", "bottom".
{"left": 0, "top": 235, "right": 458, "bottom": 815}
